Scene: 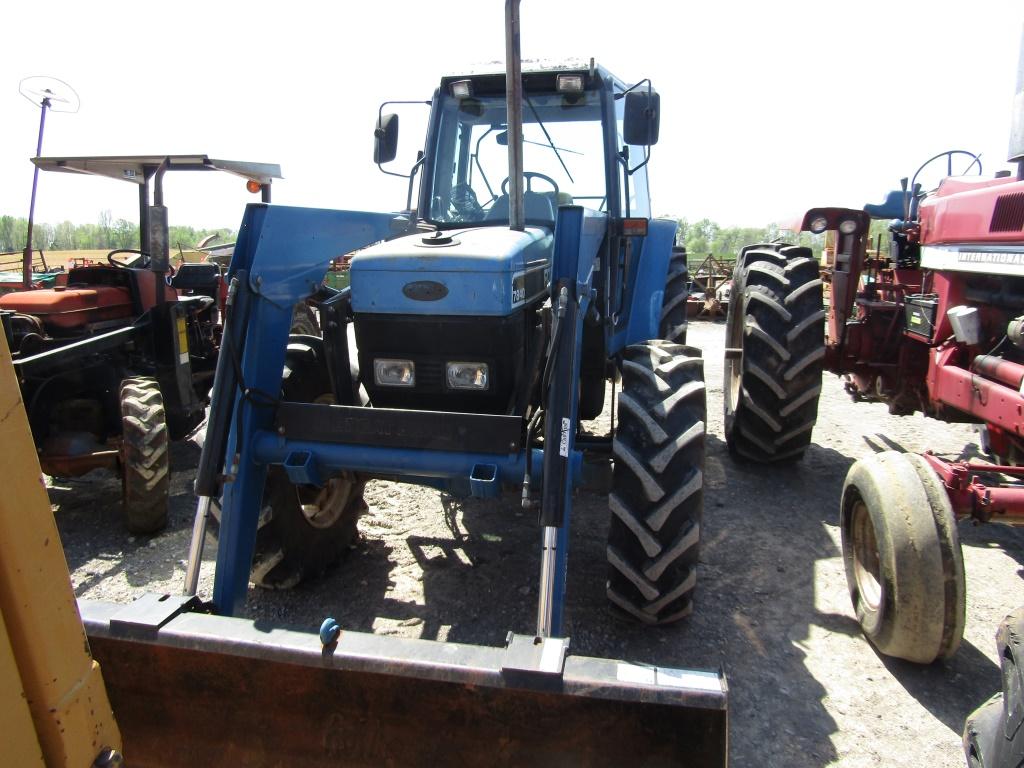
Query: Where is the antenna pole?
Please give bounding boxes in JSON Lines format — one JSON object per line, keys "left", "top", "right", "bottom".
{"left": 23, "top": 95, "right": 50, "bottom": 288}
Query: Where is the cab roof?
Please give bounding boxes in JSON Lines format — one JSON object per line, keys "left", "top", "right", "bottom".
{"left": 440, "top": 60, "right": 628, "bottom": 94}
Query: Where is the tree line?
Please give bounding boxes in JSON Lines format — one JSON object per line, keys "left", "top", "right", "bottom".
{"left": 2, "top": 209, "right": 889, "bottom": 266}
{"left": 668, "top": 217, "right": 895, "bottom": 269}
{"left": 668, "top": 216, "right": 825, "bottom": 266}
{"left": 0, "top": 211, "right": 236, "bottom": 254}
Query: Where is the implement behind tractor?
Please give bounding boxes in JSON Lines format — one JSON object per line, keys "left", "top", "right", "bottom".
{"left": 2, "top": 4, "right": 731, "bottom": 765}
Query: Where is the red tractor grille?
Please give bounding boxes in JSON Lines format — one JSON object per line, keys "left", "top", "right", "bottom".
{"left": 990, "top": 191, "right": 1024, "bottom": 232}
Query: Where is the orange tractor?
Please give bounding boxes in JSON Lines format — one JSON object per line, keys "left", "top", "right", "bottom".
{"left": 0, "top": 155, "right": 279, "bottom": 533}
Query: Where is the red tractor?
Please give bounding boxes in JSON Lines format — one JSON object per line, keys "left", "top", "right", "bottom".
{"left": 0, "top": 155, "right": 280, "bottom": 533}
{"left": 725, "top": 136, "right": 1024, "bottom": 670}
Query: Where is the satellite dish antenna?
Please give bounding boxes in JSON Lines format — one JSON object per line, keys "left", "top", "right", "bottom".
{"left": 18, "top": 76, "right": 79, "bottom": 288}
{"left": 19, "top": 75, "right": 80, "bottom": 113}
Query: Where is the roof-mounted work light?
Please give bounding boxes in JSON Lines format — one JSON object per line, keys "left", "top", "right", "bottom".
{"left": 450, "top": 80, "right": 473, "bottom": 99}
{"left": 556, "top": 74, "right": 585, "bottom": 93}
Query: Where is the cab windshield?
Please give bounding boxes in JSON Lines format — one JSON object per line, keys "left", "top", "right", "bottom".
{"left": 425, "top": 89, "right": 606, "bottom": 227}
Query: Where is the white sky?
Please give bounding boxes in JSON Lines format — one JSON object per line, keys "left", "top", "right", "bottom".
{"left": 1, "top": 1, "right": 1022, "bottom": 235}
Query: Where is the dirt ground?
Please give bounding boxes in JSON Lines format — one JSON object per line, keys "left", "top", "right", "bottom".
{"left": 55, "top": 318, "right": 1023, "bottom": 767}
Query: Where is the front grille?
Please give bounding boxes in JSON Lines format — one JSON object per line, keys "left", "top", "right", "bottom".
{"left": 412, "top": 360, "right": 444, "bottom": 391}
{"left": 990, "top": 192, "right": 1024, "bottom": 232}
{"left": 353, "top": 311, "right": 529, "bottom": 414}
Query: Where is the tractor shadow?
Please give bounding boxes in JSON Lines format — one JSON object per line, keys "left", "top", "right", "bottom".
{"left": 239, "top": 533, "right": 396, "bottom": 635}
{"left": 878, "top": 640, "right": 1001, "bottom": 734}
{"left": 659, "top": 435, "right": 853, "bottom": 767}
{"left": 392, "top": 433, "right": 859, "bottom": 766}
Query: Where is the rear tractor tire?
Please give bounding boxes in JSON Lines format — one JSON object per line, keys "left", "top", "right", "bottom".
{"left": 119, "top": 376, "right": 170, "bottom": 534}
{"left": 659, "top": 248, "right": 690, "bottom": 345}
{"left": 607, "top": 341, "right": 706, "bottom": 624}
{"left": 840, "top": 451, "right": 966, "bottom": 663}
{"left": 290, "top": 303, "right": 321, "bottom": 336}
{"left": 724, "top": 244, "right": 825, "bottom": 463}
{"left": 252, "top": 340, "right": 366, "bottom": 589}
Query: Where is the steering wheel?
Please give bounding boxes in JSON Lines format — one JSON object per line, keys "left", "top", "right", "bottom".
{"left": 450, "top": 182, "right": 483, "bottom": 219}
{"left": 501, "top": 171, "right": 560, "bottom": 197}
{"left": 107, "top": 249, "right": 151, "bottom": 269}
{"left": 910, "top": 150, "right": 982, "bottom": 196}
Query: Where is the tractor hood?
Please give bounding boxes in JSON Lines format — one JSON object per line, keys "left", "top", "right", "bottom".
{"left": 349, "top": 226, "right": 553, "bottom": 316}
{"left": 0, "top": 285, "right": 134, "bottom": 331}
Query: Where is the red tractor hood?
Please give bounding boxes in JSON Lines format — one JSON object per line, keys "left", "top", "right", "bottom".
{"left": 0, "top": 285, "right": 134, "bottom": 331}
{"left": 920, "top": 175, "right": 1024, "bottom": 246}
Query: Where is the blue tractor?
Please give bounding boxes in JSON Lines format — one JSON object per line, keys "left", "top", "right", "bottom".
{"left": 189, "top": 52, "right": 704, "bottom": 639}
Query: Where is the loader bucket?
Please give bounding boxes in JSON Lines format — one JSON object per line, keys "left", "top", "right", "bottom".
{"left": 81, "top": 597, "right": 728, "bottom": 767}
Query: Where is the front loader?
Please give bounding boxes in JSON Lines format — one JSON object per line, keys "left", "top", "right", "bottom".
{"left": 68, "top": 4, "right": 729, "bottom": 765}
{"left": 0, "top": 295, "right": 727, "bottom": 767}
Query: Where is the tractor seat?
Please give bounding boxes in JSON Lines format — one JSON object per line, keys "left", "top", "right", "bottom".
{"left": 863, "top": 190, "right": 906, "bottom": 220}
{"left": 171, "top": 262, "right": 221, "bottom": 297}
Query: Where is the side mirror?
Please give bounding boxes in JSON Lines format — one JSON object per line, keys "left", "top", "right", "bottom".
{"left": 374, "top": 113, "right": 399, "bottom": 165}
{"left": 623, "top": 88, "right": 660, "bottom": 146}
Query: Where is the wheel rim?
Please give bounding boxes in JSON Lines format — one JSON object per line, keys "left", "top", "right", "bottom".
{"left": 724, "top": 298, "right": 743, "bottom": 415}
{"left": 296, "top": 476, "right": 353, "bottom": 529}
{"left": 851, "top": 499, "right": 882, "bottom": 611}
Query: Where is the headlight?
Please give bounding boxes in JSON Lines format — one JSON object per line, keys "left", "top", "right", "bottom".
{"left": 838, "top": 217, "right": 859, "bottom": 235}
{"left": 808, "top": 215, "right": 829, "bottom": 234}
{"left": 446, "top": 362, "right": 489, "bottom": 391}
{"left": 374, "top": 359, "right": 415, "bottom": 387}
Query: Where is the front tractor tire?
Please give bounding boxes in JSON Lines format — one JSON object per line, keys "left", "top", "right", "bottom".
{"left": 119, "top": 377, "right": 171, "bottom": 534}
{"left": 724, "top": 244, "right": 825, "bottom": 463}
{"left": 840, "top": 451, "right": 966, "bottom": 663}
{"left": 251, "top": 340, "right": 366, "bottom": 589}
{"left": 607, "top": 341, "right": 706, "bottom": 624}
{"left": 963, "top": 608, "right": 1024, "bottom": 767}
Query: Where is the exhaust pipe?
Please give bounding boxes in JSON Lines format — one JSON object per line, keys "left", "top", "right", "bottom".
{"left": 505, "top": 0, "right": 525, "bottom": 231}
{"left": 1011, "top": 25, "right": 1024, "bottom": 176}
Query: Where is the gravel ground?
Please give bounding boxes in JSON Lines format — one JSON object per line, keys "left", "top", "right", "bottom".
{"left": 55, "top": 318, "right": 1023, "bottom": 767}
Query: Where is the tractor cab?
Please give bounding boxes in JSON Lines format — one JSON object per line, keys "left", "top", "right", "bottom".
{"left": 423, "top": 69, "right": 635, "bottom": 228}
{"left": 376, "top": 62, "right": 657, "bottom": 230}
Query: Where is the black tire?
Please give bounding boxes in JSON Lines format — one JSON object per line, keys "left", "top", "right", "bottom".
{"left": 251, "top": 340, "right": 365, "bottom": 589}
{"left": 660, "top": 249, "right": 689, "bottom": 345}
{"left": 839, "top": 451, "right": 966, "bottom": 663}
{"left": 119, "top": 377, "right": 170, "bottom": 534}
{"left": 723, "top": 243, "right": 825, "bottom": 462}
{"left": 607, "top": 341, "right": 705, "bottom": 624}
{"left": 963, "top": 608, "right": 1024, "bottom": 768}
{"left": 290, "top": 303, "right": 321, "bottom": 336}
